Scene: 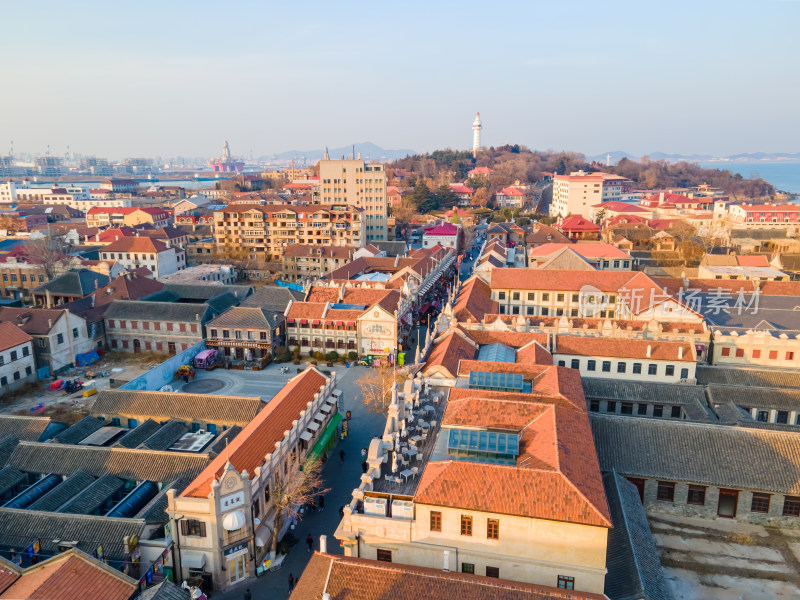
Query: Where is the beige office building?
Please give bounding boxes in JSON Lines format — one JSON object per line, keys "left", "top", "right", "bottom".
{"left": 319, "top": 156, "right": 387, "bottom": 242}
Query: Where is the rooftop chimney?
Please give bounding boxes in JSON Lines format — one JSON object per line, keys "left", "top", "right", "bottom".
{"left": 646, "top": 344, "right": 652, "bottom": 358}
{"left": 678, "top": 346, "right": 684, "bottom": 359}
{"left": 319, "top": 534, "right": 327, "bottom": 554}
{"left": 443, "top": 550, "right": 450, "bottom": 572}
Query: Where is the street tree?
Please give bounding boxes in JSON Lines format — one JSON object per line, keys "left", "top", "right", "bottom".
{"left": 356, "top": 366, "right": 408, "bottom": 415}
{"left": 25, "top": 235, "right": 71, "bottom": 279}
{"left": 268, "top": 455, "right": 329, "bottom": 557}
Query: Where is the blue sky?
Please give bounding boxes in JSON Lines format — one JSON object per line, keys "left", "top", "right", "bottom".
{"left": 1, "top": 0, "right": 798, "bottom": 159}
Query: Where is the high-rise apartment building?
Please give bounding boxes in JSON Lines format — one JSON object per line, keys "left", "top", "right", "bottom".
{"left": 550, "top": 171, "right": 630, "bottom": 219}
{"left": 318, "top": 155, "right": 387, "bottom": 242}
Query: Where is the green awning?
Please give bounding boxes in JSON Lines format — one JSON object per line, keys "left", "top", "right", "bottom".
{"left": 310, "top": 412, "right": 343, "bottom": 460}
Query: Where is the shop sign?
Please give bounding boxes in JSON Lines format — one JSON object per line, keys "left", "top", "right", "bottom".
{"left": 224, "top": 542, "right": 248, "bottom": 556}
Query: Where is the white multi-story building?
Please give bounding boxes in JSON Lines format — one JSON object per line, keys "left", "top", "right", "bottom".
{"left": 550, "top": 171, "right": 630, "bottom": 219}
{"left": 319, "top": 155, "right": 387, "bottom": 242}
{"left": 0, "top": 180, "right": 18, "bottom": 203}
{"left": 99, "top": 236, "right": 184, "bottom": 277}
{"left": 0, "top": 321, "right": 36, "bottom": 392}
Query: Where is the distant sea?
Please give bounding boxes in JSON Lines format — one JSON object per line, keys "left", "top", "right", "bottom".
{"left": 698, "top": 161, "right": 800, "bottom": 194}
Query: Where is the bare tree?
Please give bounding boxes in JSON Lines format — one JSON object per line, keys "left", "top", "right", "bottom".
{"left": 268, "top": 455, "right": 329, "bottom": 557}
{"left": 25, "top": 235, "right": 71, "bottom": 279}
{"left": 356, "top": 366, "right": 408, "bottom": 415}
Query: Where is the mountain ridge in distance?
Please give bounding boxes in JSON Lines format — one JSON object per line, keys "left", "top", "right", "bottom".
{"left": 265, "top": 142, "right": 416, "bottom": 163}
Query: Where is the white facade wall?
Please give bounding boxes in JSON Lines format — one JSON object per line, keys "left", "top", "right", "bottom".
{"left": 553, "top": 353, "right": 696, "bottom": 383}
{"left": 0, "top": 340, "right": 36, "bottom": 390}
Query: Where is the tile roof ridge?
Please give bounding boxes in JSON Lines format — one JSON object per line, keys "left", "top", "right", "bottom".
{"left": 555, "top": 458, "right": 612, "bottom": 528}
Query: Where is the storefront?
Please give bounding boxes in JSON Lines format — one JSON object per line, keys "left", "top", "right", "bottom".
{"left": 309, "top": 412, "right": 343, "bottom": 461}
{"left": 223, "top": 543, "right": 249, "bottom": 585}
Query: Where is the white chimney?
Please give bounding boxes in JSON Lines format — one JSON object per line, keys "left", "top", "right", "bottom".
{"left": 678, "top": 346, "right": 683, "bottom": 359}
{"left": 646, "top": 344, "right": 652, "bottom": 358}
{"left": 443, "top": 550, "right": 450, "bottom": 572}
{"left": 322, "top": 595, "right": 331, "bottom": 600}
{"left": 319, "top": 534, "right": 327, "bottom": 554}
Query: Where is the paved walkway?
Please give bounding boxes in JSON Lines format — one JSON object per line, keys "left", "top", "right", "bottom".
{"left": 216, "top": 365, "right": 386, "bottom": 599}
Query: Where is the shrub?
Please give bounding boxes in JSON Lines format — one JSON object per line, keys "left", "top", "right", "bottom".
{"left": 292, "top": 346, "right": 300, "bottom": 360}
{"left": 325, "top": 351, "right": 339, "bottom": 362}
{"left": 315, "top": 351, "right": 324, "bottom": 361}
{"left": 348, "top": 351, "right": 358, "bottom": 360}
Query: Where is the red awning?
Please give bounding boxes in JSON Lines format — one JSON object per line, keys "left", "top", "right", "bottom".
{"left": 287, "top": 318, "right": 295, "bottom": 324}
{"left": 346, "top": 321, "right": 356, "bottom": 326}
{"left": 324, "top": 320, "right": 334, "bottom": 325}
{"left": 299, "top": 319, "right": 308, "bottom": 324}
{"left": 336, "top": 321, "right": 345, "bottom": 326}
{"left": 312, "top": 320, "right": 321, "bottom": 325}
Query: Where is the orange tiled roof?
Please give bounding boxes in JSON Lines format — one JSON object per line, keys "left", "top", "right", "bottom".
{"left": 182, "top": 368, "right": 328, "bottom": 498}
{"left": 423, "top": 329, "right": 477, "bottom": 378}
{"left": 292, "top": 553, "right": 607, "bottom": 600}
{"left": 100, "top": 236, "right": 168, "bottom": 254}
{"left": 306, "top": 286, "right": 342, "bottom": 303}
{"left": 286, "top": 302, "right": 328, "bottom": 320}
{"left": 453, "top": 277, "right": 498, "bottom": 323}
{"left": 0, "top": 321, "right": 33, "bottom": 353}
{"left": 555, "top": 336, "right": 695, "bottom": 361}
{"left": 417, "top": 385, "right": 610, "bottom": 527}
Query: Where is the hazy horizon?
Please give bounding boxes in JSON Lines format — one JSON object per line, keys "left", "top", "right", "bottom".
{"left": 2, "top": 0, "right": 798, "bottom": 159}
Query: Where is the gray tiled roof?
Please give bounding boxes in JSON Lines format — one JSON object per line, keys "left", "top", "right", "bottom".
{"left": 240, "top": 286, "right": 302, "bottom": 312}
{"left": 28, "top": 471, "right": 96, "bottom": 512}
{"left": 0, "top": 435, "right": 18, "bottom": 465}
{"left": 138, "top": 580, "right": 191, "bottom": 600}
{"left": 137, "top": 476, "right": 190, "bottom": 524}
{"left": 31, "top": 269, "right": 109, "bottom": 297}
{"left": 58, "top": 474, "right": 124, "bottom": 515}
{"left": 206, "top": 426, "right": 242, "bottom": 457}
{"left": 6, "top": 442, "right": 211, "bottom": 482}
{"left": 0, "top": 466, "right": 25, "bottom": 498}
{"left": 603, "top": 471, "right": 673, "bottom": 600}
{"left": 91, "top": 389, "right": 264, "bottom": 426}
{"left": 104, "top": 300, "right": 210, "bottom": 323}
{"left": 708, "top": 384, "right": 800, "bottom": 411}
{"left": 591, "top": 414, "right": 800, "bottom": 494}
{"left": 140, "top": 420, "right": 187, "bottom": 451}
{"left": 52, "top": 415, "right": 105, "bottom": 445}
{"left": 372, "top": 240, "right": 408, "bottom": 257}
{"left": 582, "top": 379, "right": 715, "bottom": 422}
{"left": 116, "top": 419, "right": 162, "bottom": 448}
{"left": 0, "top": 508, "right": 145, "bottom": 560}
{"left": 207, "top": 306, "right": 279, "bottom": 330}
{"left": 696, "top": 365, "right": 800, "bottom": 389}
{"left": 162, "top": 283, "right": 252, "bottom": 301}
{"left": 0, "top": 416, "right": 61, "bottom": 442}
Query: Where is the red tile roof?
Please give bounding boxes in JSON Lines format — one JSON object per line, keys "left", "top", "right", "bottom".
{"left": 448, "top": 184, "right": 474, "bottom": 195}
{"left": 423, "top": 329, "right": 477, "bottom": 378}
{"left": 0, "top": 549, "right": 137, "bottom": 600}
{"left": 182, "top": 368, "right": 328, "bottom": 498}
{"left": 293, "top": 553, "right": 607, "bottom": 600}
{"left": 558, "top": 215, "right": 600, "bottom": 232}
{"left": 592, "top": 201, "right": 649, "bottom": 212}
{"left": 452, "top": 277, "right": 498, "bottom": 323}
{"left": 100, "top": 236, "right": 168, "bottom": 254}
{"left": 530, "top": 242, "right": 630, "bottom": 260}
{"left": 305, "top": 286, "right": 342, "bottom": 303}
{"left": 736, "top": 255, "right": 769, "bottom": 267}
{"left": 417, "top": 382, "right": 611, "bottom": 527}
{"left": 555, "top": 336, "right": 695, "bottom": 361}
{"left": 287, "top": 302, "right": 328, "bottom": 320}
{"left": 0, "top": 321, "right": 33, "bottom": 353}
{"left": 498, "top": 187, "right": 524, "bottom": 196}
{"left": 467, "top": 166, "right": 493, "bottom": 175}
{"left": 424, "top": 223, "right": 460, "bottom": 237}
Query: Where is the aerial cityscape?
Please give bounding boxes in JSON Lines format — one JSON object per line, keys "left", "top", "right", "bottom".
{"left": 0, "top": 2, "right": 799, "bottom": 600}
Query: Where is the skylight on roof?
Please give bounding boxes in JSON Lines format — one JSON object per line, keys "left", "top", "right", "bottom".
{"left": 477, "top": 343, "right": 517, "bottom": 363}
{"left": 447, "top": 428, "right": 519, "bottom": 465}
{"left": 330, "top": 303, "right": 368, "bottom": 310}
{"left": 468, "top": 370, "right": 524, "bottom": 392}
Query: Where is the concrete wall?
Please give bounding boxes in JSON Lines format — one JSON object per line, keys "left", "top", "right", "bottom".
{"left": 120, "top": 341, "right": 206, "bottom": 391}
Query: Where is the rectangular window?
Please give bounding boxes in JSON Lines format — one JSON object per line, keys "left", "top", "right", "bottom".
{"left": 769, "top": 351, "right": 778, "bottom": 360}
{"left": 557, "top": 293, "right": 564, "bottom": 302}
{"left": 557, "top": 576, "right": 575, "bottom": 590}
{"left": 632, "top": 362, "right": 642, "bottom": 374}
{"left": 56, "top": 333, "right": 64, "bottom": 345}
{"left": 721, "top": 347, "right": 731, "bottom": 357}
{"left": 648, "top": 364, "right": 658, "bottom": 375}
{"left": 72, "top": 327, "right": 79, "bottom": 339}
{"left": 788, "top": 352, "right": 795, "bottom": 361}
{"left": 621, "top": 402, "right": 633, "bottom": 415}
{"left": 512, "top": 292, "right": 520, "bottom": 301}
{"left": 783, "top": 496, "right": 800, "bottom": 517}
{"left": 777, "top": 411, "right": 789, "bottom": 424}
{"left": 527, "top": 292, "right": 535, "bottom": 301}
{"left": 751, "top": 493, "right": 770, "bottom": 513}
{"left": 602, "top": 360, "right": 611, "bottom": 372}
{"left": 665, "top": 365, "right": 675, "bottom": 376}
{"left": 587, "top": 360, "right": 596, "bottom": 371}
{"left": 487, "top": 518, "right": 499, "bottom": 540}
{"left": 570, "top": 359, "right": 580, "bottom": 369}
{"left": 657, "top": 481, "right": 675, "bottom": 502}
{"left": 735, "top": 348, "right": 744, "bottom": 358}
{"left": 687, "top": 485, "right": 706, "bottom": 505}
{"left": 461, "top": 563, "right": 475, "bottom": 574}
{"left": 542, "top": 293, "right": 549, "bottom": 301}
{"left": 606, "top": 401, "right": 616, "bottom": 413}
{"left": 498, "top": 292, "right": 506, "bottom": 300}
{"left": 653, "top": 405, "right": 664, "bottom": 417}
{"left": 589, "top": 400, "right": 600, "bottom": 412}
{"left": 638, "top": 403, "right": 648, "bottom": 415}
{"left": 671, "top": 406, "right": 681, "bottom": 418}
{"left": 430, "top": 511, "right": 442, "bottom": 532}
{"left": 617, "top": 362, "right": 626, "bottom": 373}
{"left": 752, "top": 349, "right": 761, "bottom": 359}
{"left": 181, "top": 519, "right": 207, "bottom": 537}
{"left": 486, "top": 566, "right": 500, "bottom": 578}
{"left": 376, "top": 549, "right": 392, "bottom": 563}
{"left": 461, "top": 515, "right": 473, "bottom": 536}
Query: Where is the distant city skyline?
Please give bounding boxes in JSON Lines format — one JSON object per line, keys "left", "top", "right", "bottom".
{"left": 1, "top": 1, "right": 798, "bottom": 159}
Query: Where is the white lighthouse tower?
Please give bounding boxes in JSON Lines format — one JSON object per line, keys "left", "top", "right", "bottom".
{"left": 472, "top": 112, "right": 482, "bottom": 157}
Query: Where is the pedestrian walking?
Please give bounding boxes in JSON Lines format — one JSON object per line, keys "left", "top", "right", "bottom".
{"left": 339, "top": 449, "right": 345, "bottom": 464}
{"left": 306, "top": 534, "right": 313, "bottom": 552}
{"left": 244, "top": 589, "right": 252, "bottom": 600}
{"left": 288, "top": 572, "right": 295, "bottom": 592}
{"left": 338, "top": 505, "right": 345, "bottom": 517}
{"left": 318, "top": 495, "right": 324, "bottom": 511}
